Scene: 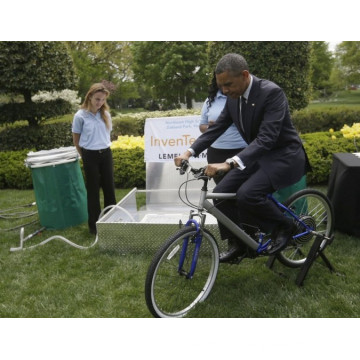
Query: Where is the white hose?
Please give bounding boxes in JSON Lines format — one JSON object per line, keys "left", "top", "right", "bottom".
{"left": 10, "top": 204, "right": 135, "bottom": 252}
{"left": 11, "top": 234, "right": 99, "bottom": 252}
{"left": 100, "top": 204, "right": 136, "bottom": 222}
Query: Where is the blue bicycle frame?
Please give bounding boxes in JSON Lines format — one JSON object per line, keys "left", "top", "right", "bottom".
{"left": 178, "top": 192, "right": 316, "bottom": 278}
{"left": 178, "top": 219, "right": 203, "bottom": 279}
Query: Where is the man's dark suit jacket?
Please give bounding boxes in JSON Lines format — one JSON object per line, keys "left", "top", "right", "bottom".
{"left": 190, "top": 75, "right": 310, "bottom": 190}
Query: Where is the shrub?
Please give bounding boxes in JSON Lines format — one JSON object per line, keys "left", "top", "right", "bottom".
{"left": 340, "top": 123, "right": 360, "bottom": 139}
{"left": 111, "top": 135, "right": 144, "bottom": 150}
{"left": 0, "top": 150, "right": 33, "bottom": 189}
{"left": 2, "top": 108, "right": 360, "bottom": 189}
{"left": 112, "top": 147, "right": 145, "bottom": 188}
{"left": 0, "top": 122, "right": 73, "bottom": 151}
{"left": 112, "top": 117, "right": 142, "bottom": 137}
{"left": 111, "top": 107, "right": 360, "bottom": 137}
{"left": 112, "top": 109, "right": 200, "bottom": 136}
{"left": 1, "top": 131, "right": 357, "bottom": 189}
{"left": 0, "top": 147, "right": 145, "bottom": 190}
{"left": 0, "top": 99, "right": 73, "bottom": 126}
{"left": 32, "top": 89, "right": 81, "bottom": 112}
{"left": 292, "top": 107, "right": 360, "bottom": 134}
{"left": 302, "top": 131, "right": 357, "bottom": 184}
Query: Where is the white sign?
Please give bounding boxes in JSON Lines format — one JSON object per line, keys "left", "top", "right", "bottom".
{"left": 144, "top": 115, "right": 207, "bottom": 162}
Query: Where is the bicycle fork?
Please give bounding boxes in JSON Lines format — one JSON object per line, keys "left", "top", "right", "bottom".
{"left": 178, "top": 219, "right": 202, "bottom": 279}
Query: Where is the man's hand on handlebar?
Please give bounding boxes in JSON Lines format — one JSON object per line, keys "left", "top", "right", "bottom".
{"left": 174, "top": 151, "right": 192, "bottom": 167}
{"left": 204, "top": 162, "right": 231, "bottom": 177}
{"left": 175, "top": 150, "right": 232, "bottom": 178}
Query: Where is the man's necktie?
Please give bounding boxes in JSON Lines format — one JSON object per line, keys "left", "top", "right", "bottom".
{"left": 240, "top": 96, "right": 247, "bottom": 133}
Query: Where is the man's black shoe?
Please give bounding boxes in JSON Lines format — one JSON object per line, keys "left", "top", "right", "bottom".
{"left": 219, "top": 240, "right": 247, "bottom": 263}
{"left": 268, "top": 222, "right": 297, "bottom": 255}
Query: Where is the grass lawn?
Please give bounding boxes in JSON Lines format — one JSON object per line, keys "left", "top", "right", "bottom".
{"left": 308, "top": 89, "right": 360, "bottom": 109}
{"left": 1, "top": 187, "right": 360, "bottom": 319}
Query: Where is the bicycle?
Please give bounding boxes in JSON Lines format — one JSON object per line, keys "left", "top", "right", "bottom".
{"left": 145, "top": 160, "right": 334, "bottom": 318}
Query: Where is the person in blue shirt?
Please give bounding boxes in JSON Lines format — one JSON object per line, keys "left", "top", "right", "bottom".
{"left": 200, "top": 73, "right": 248, "bottom": 184}
{"left": 72, "top": 83, "right": 116, "bottom": 235}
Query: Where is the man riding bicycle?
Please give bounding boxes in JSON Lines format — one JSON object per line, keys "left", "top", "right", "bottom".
{"left": 175, "top": 53, "right": 311, "bottom": 262}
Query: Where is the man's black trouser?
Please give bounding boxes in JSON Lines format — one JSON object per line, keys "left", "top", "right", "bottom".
{"left": 213, "top": 163, "right": 291, "bottom": 241}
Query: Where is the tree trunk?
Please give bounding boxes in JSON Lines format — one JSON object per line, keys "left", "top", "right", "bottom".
{"left": 185, "top": 93, "right": 193, "bottom": 109}
{"left": 23, "top": 90, "right": 32, "bottom": 104}
{"left": 23, "top": 90, "right": 37, "bottom": 127}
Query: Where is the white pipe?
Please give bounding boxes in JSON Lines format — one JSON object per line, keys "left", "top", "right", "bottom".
{"left": 10, "top": 234, "right": 99, "bottom": 252}
{"left": 9, "top": 204, "right": 134, "bottom": 252}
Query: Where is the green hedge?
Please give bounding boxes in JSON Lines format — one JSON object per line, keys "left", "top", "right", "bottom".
{"left": 0, "top": 111, "right": 200, "bottom": 150}
{"left": 112, "top": 117, "right": 143, "bottom": 137}
{"left": 2, "top": 107, "right": 360, "bottom": 151}
{"left": 292, "top": 106, "right": 360, "bottom": 134}
{"left": 112, "top": 109, "right": 201, "bottom": 136}
{"left": 0, "top": 150, "right": 33, "bottom": 189}
{"left": 0, "top": 99, "right": 73, "bottom": 126}
{"left": 1, "top": 107, "right": 360, "bottom": 189}
{"left": 0, "top": 131, "right": 357, "bottom": 189}
{"left": 0, "top": 122, "right": 73, "bottom": 151}
{"left": 303, "top": 131, "right": 357, "bottom": 184}
{"left": 0, "top": 147, "right": 145, "bottom": 190}
{"left": 112, "top": 147, "right": 145, "bottom": 188}
{"left": 112, "top": 107, "right": 360, "bottom": 137}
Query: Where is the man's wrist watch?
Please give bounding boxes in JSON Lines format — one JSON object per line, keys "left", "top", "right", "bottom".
{"left": 225, "top": 158, "right": 235, "bottom": 169}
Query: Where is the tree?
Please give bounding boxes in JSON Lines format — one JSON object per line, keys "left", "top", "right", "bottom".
{"left": 310, "top": 41, "right": 334, "bottom": 97}
{"left": 208, "top": 41, "right": 312, "bottom": 111}
{"left": 329, "top": 57, "right": 347, "bottom": 91}
{"left": 0, "top": 41, "right": 77, "bottom": 126}
{"left": 131, "top": 41, "right": 209, "bottom": 109}
{"left": 335, "top": 41, "right": 360, "bottom": 86}
{"left": 67, "top": 41, "right": 138, "bottom": 108}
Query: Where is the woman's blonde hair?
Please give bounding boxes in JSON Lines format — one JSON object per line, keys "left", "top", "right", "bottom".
{"left": 81, "top": 83, "right": 111, "bottom": 129}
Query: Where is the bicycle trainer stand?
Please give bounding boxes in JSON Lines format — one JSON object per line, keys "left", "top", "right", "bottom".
{"left": 266, "top": 233, "right": 336, "bottom": 286}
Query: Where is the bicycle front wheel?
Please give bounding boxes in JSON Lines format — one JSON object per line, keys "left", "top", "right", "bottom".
{"left": 277, "top": 189, "right": 334, "bottom": 268}
{"left": 145, "top": 227, "right": 219, "bottom": 318}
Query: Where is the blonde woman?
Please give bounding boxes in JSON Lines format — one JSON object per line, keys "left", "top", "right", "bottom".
{"left": 72, "top": 83, "right": 116, "bottom": 235}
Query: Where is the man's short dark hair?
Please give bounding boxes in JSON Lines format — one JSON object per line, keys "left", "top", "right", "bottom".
{"left": 215, "top": 53, "right": 249, "bottom": 76}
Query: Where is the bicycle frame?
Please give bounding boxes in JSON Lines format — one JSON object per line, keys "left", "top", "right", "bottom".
{"left": 195, "top": 191, "right": 319, "bottom": 251}
{"left": 145, "top": 163, "right": 335, "bottom": 317}
{"left": 177, "top": 161, "right": 324, "bottom": 277}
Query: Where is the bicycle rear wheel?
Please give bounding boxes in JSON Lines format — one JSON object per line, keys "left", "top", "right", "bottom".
{"left": 277, "top": 189, "right": 334, "bottom": 268}
{"left": 145, "top": 227, "right": 219, "bottom": 318}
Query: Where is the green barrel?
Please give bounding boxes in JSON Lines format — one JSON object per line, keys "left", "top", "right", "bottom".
{"left": 273, "top": 175, "right": 307, "bottom": 204}
{"left": 26, "top": 147, "right": 88, "bottom": 230}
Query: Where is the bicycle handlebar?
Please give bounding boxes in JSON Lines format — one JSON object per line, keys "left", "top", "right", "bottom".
{"left": 177, "top": 160, "right": 207, "bottom": 179}
{"left": 177, "top": 160, "right": 226, "bottom": 179}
